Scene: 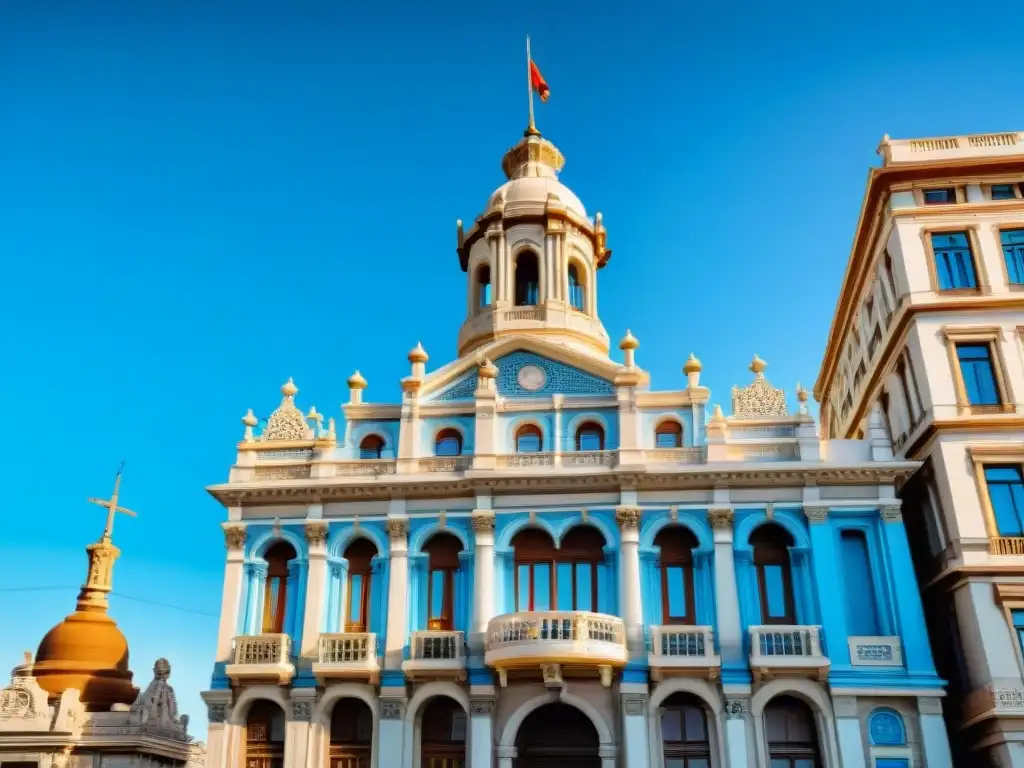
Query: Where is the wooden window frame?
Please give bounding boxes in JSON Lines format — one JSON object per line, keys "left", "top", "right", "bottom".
{"left": 916, "top": 186, "right": 962, "bottom": 206}
{"left": 752, "top": 532, "right": 797, "bottom": 626}
{"left": 261, "top": 543, "right": 296, "bottom": 634}
{"left": 655, "top": 420, "right": 684, "bottom": 449}
{"left": 921, "top": 226, "right": 987, "bottom": 295}
{"left": 995, "top": 224, "right": 1024, "bottom": 289}
{"left": 660, "top": 701, "right": 712, "bottom": 764}
{"left": 968, "top": 445, "right": 1024, "bottom": 542}
{"left": 567, "top": 260, "right": 587, "bottom": 314}
{"left": 764, "top": 699, "right": 822, "bottom": 767}
{"left": 660, "top": 556, "right": 696, "bottom": 626}
{"left": 512, "top": 528, "right": 602, "bottom": 612}
{"left": 424, "top": 534, "right": 462, "bottom": 631}
{"left": 343, "top": 541, "right": 377, "bottom": 633}
{"left": 986, "top": 182, "right": 1024, "bottom": 201}
{"left": 942, "top": 325, "right": 1015, "bottom": 415}
{"left": 574, "top": 421, "right": 605, "bottom": 451}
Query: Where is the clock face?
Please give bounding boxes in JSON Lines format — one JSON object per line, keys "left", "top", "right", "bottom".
{"left": 517, "top": 364, "right": 547, "bottom": 392}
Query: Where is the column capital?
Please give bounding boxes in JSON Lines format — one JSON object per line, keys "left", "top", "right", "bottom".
{"left": 245, "top": 561, "right": 269, "bottom": 577}
{"left": 880, "top": 504, "right": 903, "bottom": 522}
{"left": 615, "top": 506, "right": 642, "bottom": 530}
{"left": 387, "top": 518, "right": 409, "bottom": 540}
{"left": 802, "top": 505, "right": 829, "bottom": 524}
{"left": 832, "top": 695, "right": 858, "bottom": 718}
{"left": 471, "top": 511, "right": 496, "bottom": 532}
{"left": 469, "top": 697, "right": 495, "bottom": 715}
{"left": 724, "top": 696, "right": 749, "bottom": 719}
{"left": 206, "top": 702, "right": 229, "bottom": 724}
{"left": 708, "top": 507, "right": 734, "bottom": 530}
{"left": 223, "top": 523, "right": 247, "bottom": 551}
{"left": 289, "top": 699, "right": 313, "bottom": 722}
{"left": 380, "top": 699, "right": 405, "bottom": 719}
{"left": 304, "top": 521, "right": 329, "bottom": 548}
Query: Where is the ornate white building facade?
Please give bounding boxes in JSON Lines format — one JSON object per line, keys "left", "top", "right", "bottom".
{"left": 201, "top": 128, "right": 954, "bottom": 768}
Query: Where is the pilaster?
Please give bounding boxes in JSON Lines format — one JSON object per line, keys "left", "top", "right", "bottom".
{"left": 918, "top": 696, "right": 954, "bottom": 768}
{"left": 832, "top": 695, "right": 867, "bottom": 767}
{"left": 616, "top": 506, "right": 644, "bottom": 657}
{"left": 377, "top": 696, "right": 406, "bottom": 768}
{"left": 217, "top": 523, "right": 247, "bottom": 661}
{"left": 201, "top": 691, "right": 233, "bottom": 768}
{"left": 709, "top": 508, "right": 744, "bottom": 667}
{"left": 284, "top": 691, "right": 315, "bottom": 768}
{"left": 471, "top": 510, "right": 497, "bottom": 657}
{"left": 803, "top": 505, "right": 852, "bottom": 667}
{"left": 620, "top": 690, "right": 649, "bottom": 768}
{"left": 723, "top": 695, "right": 752, "bottom": 768}
{"left": 300, "top": 522, "right": 329, "bottom": 658}
{"left": 384, "top": 518, "right": 410, "bottom": 671}
{"left": 469, "top": 691, "right": 496, "bottom": 768}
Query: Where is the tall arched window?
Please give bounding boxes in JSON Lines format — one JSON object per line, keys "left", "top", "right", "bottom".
{"left": 262, "top": 541, "right": 297, "bottom": 633}
{"left": 420, "top": 697, "right": 467, "bottom": 767}
{"left": 329, "top": 698, "right": 373, "bottom": 768}
{"left": 660, "top": 693, "right": 711, "bottom": 767}
{"left": 511, "top": 526, "right": 605, "bottom": 612}
{"left": 514, "top": 251, "right": 540, "bottom": 306}
{"left": 840, "top": 530, "right": 881, "bottom": 635}
{"left": 515, "top": 424, "right": 543, "bottom": 453}
{"left": 424, "top": 533, "right": 463, "bottom": 630}
{"left": 764, "top": 696, "right": 821, "bottom": 768}
{"left": 359, "top": 435, "right": 385, "bottom": 459}
{"left": 476, "top": 264, "right": 492, "bottom": 309}
{"left": 655, "top": 420, "right": 683, "bottom": 448}
{"left": 245, "top": 701, "right": 285, "bottom": 768}
{"left": 751, "top": 525, "right": 796, "bottom": 625}
{"left": 654, "top": 526, "right": 699, "bottom": 625}
{"left": 344, "top": 539, "right": 378, "bottom": 632}
{"left": 568, "top": 263, "right": 585, "bottom": 311}
{"left": 575, "top": 421, "right": 605, "bottom": 451}
{"left": 434, "top": 429, "right": 463, "bottom": 457}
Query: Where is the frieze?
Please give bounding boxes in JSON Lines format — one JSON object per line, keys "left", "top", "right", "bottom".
{"left": 708, "top": 508, "right": 734, "bottom": 530}
{"left": 223, "top": 524, "right": 247, "bottom": 550}
{"left": 304, "top": 521, "right": 328, "bottom": 547}
{"left": 724, "top": 697, "right": 748, "bottom": 719}
{"left": 615, "top": 506, "right": 642, "bottom": 530}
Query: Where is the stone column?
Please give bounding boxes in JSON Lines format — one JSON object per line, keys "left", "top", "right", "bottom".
{"left": 804, "top": 506, "right": 851, "bottom": 667}
{"left": 385, "top": 519, "right": 410, "bottom": 671}
{"left": 616, "top": 506, "right": 644, "bottom": 657}
{"left": 217, "top": 524, "right": 247, "bottom": 661}
{"left": 918, "top": 697, "right": 954, "bottom": 767}
{"left": 469, "top": 695, "right": 495, "bottom": 768}
{"left": 201, "top": 693, "right": 233, "bottom": 768}
{"left": 471, "top": 511, "right": 497, "bottom": 656}
{"left": 709, "top": 509, "right": 743, "bottom": 667}
{"left": 881, "top": 504, "right": 937, "bottom": 676}
{"left": 300, "top": 522, "right": 329, "bottom": 658}
{"left": 832, "top": 695, "right": 867, "bottom": 767}
{"left": 620, "top": 691, "right": 649, "bottom": 768}
{"left": 284, "top": 692, "right": 315, "bottom": 768}
{"left": 723, "top": 696, "right": 751, "bottom": 767}
{"left": 376, "top": 698, "right": 407, "bottom": 768}
{"left": 552, "top": 394, "right": 564, "bottom": 466}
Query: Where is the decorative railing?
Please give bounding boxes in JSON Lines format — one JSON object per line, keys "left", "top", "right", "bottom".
{"left": 749, "top": 625, "right": 823, "bottom": 659}
{"left": 334, "top": 460, "right": 397, "bottom": 476}
{"left": 737, "top": 444, "right": 799, "bottom": 461}
{"left": 318, "top": 632, "right": 378, "bottom": 664}
{"left": 562, "top": 451, "right": 616, "bottom": 467}
{"left": 497, "top": 452, "right": 555, "bottom": 468}
{"left": 409, "top": 631, "right": 465, "bottom": 661}
{"left": 232, "top": 634, "right": 290, "bottom": 666}
{"left": 255, "top": 449, "right": 314, "bottom": 461}
{"left": 990, "top": 537, "right": 1024, "bottom": 556}
{"left": 504, "top": 308, "right": 542, "bottom": 322}
{"left": 487, "top": 611, "right": 625, "bottom": 650}
{"left": 420, "top": 457, "right": 473, "bottom": 473}
{"left": 650, "top": 626, "right": 716, "bottom": 659}
{"left": 642, "top": 448, "right": 706, "bottom": 464}
{"left": 253, "top": 465, "right": 311, "bottom": 480}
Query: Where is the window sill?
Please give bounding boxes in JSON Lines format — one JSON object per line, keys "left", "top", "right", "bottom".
{"left": 961, "top": 403, "right": 1017, "bottom": 416}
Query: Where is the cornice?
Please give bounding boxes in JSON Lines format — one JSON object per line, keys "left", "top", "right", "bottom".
{"left": 904, "top": 416, "right": 1024, "bottom": 460}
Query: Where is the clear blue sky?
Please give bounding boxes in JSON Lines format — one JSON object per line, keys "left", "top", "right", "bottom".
{"left": 3, "top": 0, "right": 1024, "bottom": 739}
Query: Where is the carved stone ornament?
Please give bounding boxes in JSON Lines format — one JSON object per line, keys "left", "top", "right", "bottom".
{"left": 129, "top": 658, "right": 190, "bottom": 740}
{"left": 386, "top": 518, "right": 409, "bottom": 540}
{"left": 708, "top": 508, "right": 734, "bottom": 530}
{"left": 0, "top": 673, "right": 51, "bottom": 731}
{"left": 732, "top": 356, "right": 787, "bottom": 418}
{"left": 880, "top": 504, "right": 903, "bottom": 522}
{"left": 380, "top": 699, "right": 404, "bottom": 719}
{"left": 832, "top": 695, "right": 858, "bottom": 718}
{"left": 207, "top": 703, "right": 227, "bottom": 724}
{"left": 304, "top": 521, "right": 328, "bottom": 547}
{"left": 262, "top": 382, "right": 312, "bottom": 442}
{"left": 291, "top": 700, "right": 312, "bottom": 721}
{"left": 223, "top": 524, "right": 247, "bottom": 550}
{"left": 471, "top": 512, "right": 496, "bottom": 532}
{"left": 469, "top": 698, "right": 495, "bottom": 716}
{"left": 724, "top": 697, "right": 748, "bottom": 719}
{"left": 803, "top": 505, "right": 828, "bottom": 524}
{"left": 615, "top": 506, "right": 642, "bottom": 530}
{"left": 622, "top": 695, "right": 646, "bottom": 716}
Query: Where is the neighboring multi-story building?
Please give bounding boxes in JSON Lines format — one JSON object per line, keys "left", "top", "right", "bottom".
{"left": 201, "top": 126, "right": 954, "bottom": 768}
{"left": 814, "top": 131, "right": 1024, "bottom": 766}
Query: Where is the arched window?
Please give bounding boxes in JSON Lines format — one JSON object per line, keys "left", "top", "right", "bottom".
{"left": 359, "top": 435, "right": 385, "bottom": 460}
{"left": 329, "top": 698, "right": 373, "bottom": 767}
{"left": 575, "top": 421, "right": 605, "bottom": 451}
{"left": 476, "top": 264, "right": 492, "bottom": 309}
{"left": 514, "top": 251, "right": 540, "bottom": 306}
{"left": 868, "top": 708, "right": 906, "bottom": 746}
{"left": 655, "top": 420, "right": 683, "bottom": 448}
{"left": 245, "top": 701, "right": 285, "bottom": 768}
{"left": 511, "top": 526, "right": 605, "bottom": 611}
{"left": 515, "top": 424, "right": 543, "bottom": 453}
{"left": 421, "top": 697, "right": 467, "bottom": 766}
{"left": 262, "top": 541, "right": 297, "bottom": 634}
{"left": 764, "top": 696, "right": 821, "bottom": 768}
{"left": 568, "top": 263, "right": 585, "bottom": 311}
{"left": 344, "top": 539, "right": 378, "bottom": 632}
{"left": 660, "top": 693, "right": 711, "bottom": 767}
{"left": 654, "top": 526, "right": 699, "bottom": 625}
{"left": 434, "top": 429, "right": 463, "bottom": 457}
{"left": 424, "top": 533, "right": 463, "bottom": 630}
{"left": 751, "top": 525, "right": 796, "bottom": 625}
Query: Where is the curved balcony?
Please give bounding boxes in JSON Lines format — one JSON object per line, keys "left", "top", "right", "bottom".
{"left": 485, "top": 611, "right": 626, "bottom": 688}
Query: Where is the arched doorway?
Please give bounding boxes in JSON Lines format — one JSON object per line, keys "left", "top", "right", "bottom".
{"left": 329, "top": 697, "right": 373, "bottom": 768}
{"left": 420, "top": 697, "right": 467, "bottom": 767}
{"left": 763, "top": 695, "right": 821, "bottom": 768}
{"left": 515, "top": 702, "right": 599, "bottom": 768}
{"left": 659, "top": 693, "right": 712, "bottom": 767}
{"left": 244, "top": 700, "right": 285, "bottom": 768}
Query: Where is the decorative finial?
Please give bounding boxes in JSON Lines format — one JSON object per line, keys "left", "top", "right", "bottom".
{"left": 683, "top": 354, "right": 702, "bottom": 374}
{"left": 78, "top": 463, "right": 137, "bottom": 612}
{"left": 710, "top": 404, "right": 726, "bottom": 423}
{"left": 408, "top": 342, "right": 429, "bottom": 364}
{"left": 153, "top": 658, "right": 171, "bottom": 681}
{"left": 327, "top": 417, "right": 337, "bottom": 440}
{"left": 618, "top": 329, "right": 639, "bottom": 351}
{"left": 281, "top": 378, "right": 298, "bottom": 398}
{"left": 479, "top": 357, "right": 498, "bottom": 378}
{"left": 749, "top": 355, "right": 768, "bottom": 377}
{"left": 347, "top": 370, "right": 367, "bottom": 390}
{"left": 242, "top": 409, "right": 258, "bottom": 427}
{"left": 796, "top": 382, "right": 808, "bottom": 403}
{"left": 307, "top": 406, "right": 322, "bottom": 423}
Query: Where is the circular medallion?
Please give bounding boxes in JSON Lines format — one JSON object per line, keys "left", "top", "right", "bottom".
{"left": 517, "top": 364, "right": 547, "bottom": 392}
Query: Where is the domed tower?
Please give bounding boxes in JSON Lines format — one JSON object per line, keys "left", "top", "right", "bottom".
{"left": 455, "top": 128, "right": 611, "bottom": 359}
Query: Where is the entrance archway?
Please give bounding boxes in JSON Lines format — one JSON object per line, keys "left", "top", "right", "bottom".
{"left": 329, "top": 697, "right": 373, "bottom": 768}
{"left": 515, "top": 702, "right": 599, "bottom": 768}
{"left": 420, "top": 696, "right": 467, "bottom": 767}
{"left": 244, "top": 700, "right": 285, "bottom": 768}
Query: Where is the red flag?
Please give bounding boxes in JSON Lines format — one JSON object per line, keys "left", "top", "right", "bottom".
{"left": 530, "top": 59, "right": 550, "bottom": 102}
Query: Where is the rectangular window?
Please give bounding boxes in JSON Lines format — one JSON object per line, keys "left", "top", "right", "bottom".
{"left": 556, "top": 562, "right": 574, "bottom": 610}
{"left": 575, "top": 563, "right": 593, "bottom": 611}
{"left": 347, "top": 574, "right": 364, "bottom": 624}
{"left": 665, "top": 566, "right": 688, "bottom": 619}
{"left": 1001, "top": 229, "right": 1024, "bottom": 285}
{"left": 763, "top": 565, "right": 787, "bottom": 620}
{"left": 956, "top": 343, "right": 1001, "bottom": 405}
{"left": 985, "top": 465, "right": 1024, "bottom": 536}
{"left": 429, "top": 569, "right": 445, "bottom": 620}
{"left": 533, "top": 564, "right": 551, "bottom": 610}
{"left": 931, "top": 232, "right": 978, "bottom": 290}
{"left": 923, "top": 187, "right": 956, "bottom": 204}
{"left": 875, "top": 760, "right": 910, "bottom": 768}
{"left": 992, "top": 184, "right": 1018, "bottom": 200}
{"left": 840, "top": 531, "right": 881, "bottom": 635}
{"left": 1012, "top": 610, "right": 1024, "bottom": 657}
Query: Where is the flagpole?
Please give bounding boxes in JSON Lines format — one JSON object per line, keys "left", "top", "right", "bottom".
{"left": 526, "top": 34, "right": 536, "bottom": 133}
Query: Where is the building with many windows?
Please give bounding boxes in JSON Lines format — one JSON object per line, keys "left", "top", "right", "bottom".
{"left": 200, "top": 126, "right": 954, "bottom": 768}
{"left": 814, "top": 131, "right": 1024, "bottom": 766}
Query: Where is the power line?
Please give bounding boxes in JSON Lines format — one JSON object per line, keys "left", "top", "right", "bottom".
{"left": 0, "top": 586, "right": 219, "bottom": 618}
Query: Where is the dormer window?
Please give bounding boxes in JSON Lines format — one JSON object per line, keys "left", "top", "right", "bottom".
{"left": 575, "top": 421, "right": 604, "bottom": 451}
{"left": 515, "top": 252, "right": 540, "bottom": 306}
{"left": 434, "top": 429, "right": 463, "bottom": 457}
{"left": 923, "top": 187, "right": 956, "bottom": 205}
{"left": 568, "top": 264, "right": 585, "bottom": 311}
{"left": 655, "top": 421, "right": 683, "bottom": 448}
{"left": 515, "top": 424, "right": 543, "bottom": 453}
{"left": 359, "top": 435, "right": 385, "bottom": 459}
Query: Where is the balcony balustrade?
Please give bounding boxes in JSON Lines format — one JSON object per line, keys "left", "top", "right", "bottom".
{"left": 648, "top": 626, "right": 721, "bottom": 681}
{"left": 312, "top": 632, "right": 380, "bottom": 684}
{"left": 749, "top": 625, "right": 829, "bottom": 681}
{"left": 485, "top": 611, "right": 626, "bottom": 688}
{"left": 401, "top": 630, "right": 466, "bottom": 680}
{"left": 225, "top": 634, "right": 294, "bottom": 684}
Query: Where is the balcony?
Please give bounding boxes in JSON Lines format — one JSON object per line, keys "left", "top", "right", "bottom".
{"left": 311, "top": 632, "right": 380, "bottom": 684}
{"left": 749, "top": 626, "right": 829, "bottom": 682}
{"left": 648, "top": 626, "right": 721, "bottom": 681}
{"left": 401, "top": 630, "right": 466, "bottom": 680}
{"left": 225, "top": 634, "right": 294, "bottom": 684}
{"left": 485, "top": 611, "right": 627, "bottom": 688}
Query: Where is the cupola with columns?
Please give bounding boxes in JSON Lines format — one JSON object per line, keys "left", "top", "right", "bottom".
{"left": 455, "top": 129, "right": 611, "bottom": 359}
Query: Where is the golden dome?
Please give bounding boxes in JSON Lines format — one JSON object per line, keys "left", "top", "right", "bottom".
{"left": 683, "top": 353, "right": 702, "bottom": 374}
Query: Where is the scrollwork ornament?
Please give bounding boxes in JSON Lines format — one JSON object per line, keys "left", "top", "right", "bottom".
{"left": 223, "top": 524, "right": 247, "bottom": 550}
{"left": 622, "top": 695, "right": 647, "bottom": 716}
{"left": 469, "top": 698, "right": 495, "bottom": 716}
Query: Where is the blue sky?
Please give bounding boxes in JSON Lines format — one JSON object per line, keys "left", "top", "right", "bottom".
{"left": 3, "top": 0, "right": 1024, "bottom": 739}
